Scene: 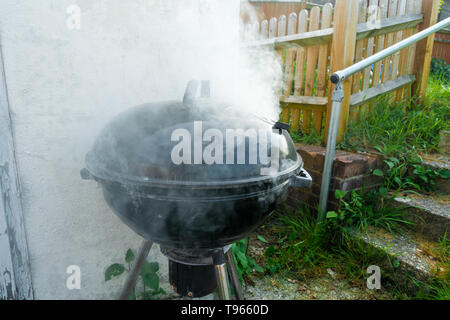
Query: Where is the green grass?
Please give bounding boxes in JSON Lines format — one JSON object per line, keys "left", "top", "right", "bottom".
{"left": 255, "top": 202, "right": 450, "bottom": 299}
{"left": 258, "top": 205, "right": 403, "bottom": 295}
{"left": 289, "top": 75, "right": 450, "bottom": 152}
{"left": 290, "top": 128, "right": 323, "bottom": 145}
{"left": 327, "top": 189, "right": 414, "bottom": 235}
{"left": 339, "top": 74, "right": 449, "bottom": 155}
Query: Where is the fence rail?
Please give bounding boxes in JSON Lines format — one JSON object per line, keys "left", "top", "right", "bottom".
{"left": 243, "top": 0, "right": 441, "bottom": 142}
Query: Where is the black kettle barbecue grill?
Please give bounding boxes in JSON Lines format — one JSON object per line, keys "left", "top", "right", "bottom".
{"left": 81, "top": 80, "right": 312, "bottom": 299}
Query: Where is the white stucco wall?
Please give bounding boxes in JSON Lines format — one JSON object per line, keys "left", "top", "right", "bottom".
{"left": 0, "top": 0, "right": 239, "bottom": 299}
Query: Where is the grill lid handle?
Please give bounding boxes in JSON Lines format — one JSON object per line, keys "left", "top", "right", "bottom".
{"left": 183, "top": 80, "right": 199, "bottom": 106}
{"left": 272, "top": 121, "right": 290, "bottom": 134}
{"left": 183, "top": 80, "right": 210, "bottom": 106}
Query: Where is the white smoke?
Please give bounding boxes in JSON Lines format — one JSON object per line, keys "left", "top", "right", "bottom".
{"left": 142, "top": 0, "right": 282, "bottom": 120}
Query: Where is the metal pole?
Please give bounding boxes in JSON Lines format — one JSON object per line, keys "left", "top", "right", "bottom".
{"left": 331, "top": 16, "right": 450, "bottom": 84}
{"left": 225, "top": 249, "right": 244, "bottom": 300}
{"left": 213, "top": 250, "right": 231, "bottom": 300}
{"left": 318, "top": 83, "right": 344, "bottom": 220}
{"left": 118, "top": 239, "right": 153, "bottom": 300}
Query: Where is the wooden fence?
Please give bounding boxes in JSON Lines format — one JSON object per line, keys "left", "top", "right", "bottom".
{"left": 432, "top": 31, "right": 450, "bottom": 64}
{"left": 244, "top": 0, "right": 440, "bottom": 142}
{"left": 241, "top": 1, "right": 333, "bottom": 23}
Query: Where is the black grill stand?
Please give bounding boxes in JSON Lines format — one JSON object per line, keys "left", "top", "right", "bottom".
{"left": 118, "top": 239, "right": 243, "bottom": 300}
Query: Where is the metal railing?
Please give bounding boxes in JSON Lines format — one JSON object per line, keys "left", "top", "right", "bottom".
{"left": 318, "top": 16, "right": 450, "bottom": 219}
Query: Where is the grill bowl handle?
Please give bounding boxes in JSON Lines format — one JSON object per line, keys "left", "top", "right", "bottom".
{"left": 290, "top": 168, "right": 312, "bottom": 188}
{"left": 80, "top": 168, "right": 94, "bottom": 180}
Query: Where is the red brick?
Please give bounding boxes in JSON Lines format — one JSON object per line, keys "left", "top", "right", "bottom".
{"left": 296, "top": 144, "right": 323, "bottom": 170}
{"left": 294, "top": 143, "right": 384, "bottom": 212}
{"left": 330, "top": 174, "right": 383, "bottom": 191}
{"left": 296, "top": 143, "right": 380, "bottom": 178}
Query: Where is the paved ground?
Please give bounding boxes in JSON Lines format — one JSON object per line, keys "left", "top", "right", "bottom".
{"left": 244, "top": 274, "right": 391, "bottom": 300}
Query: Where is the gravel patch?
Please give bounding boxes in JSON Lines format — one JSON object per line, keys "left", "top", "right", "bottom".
{"left": 243, "top": 274, "right": 390, "bottom": 300}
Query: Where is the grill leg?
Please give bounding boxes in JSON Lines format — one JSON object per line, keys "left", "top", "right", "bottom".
{"left": 225, "top": 249, "right": 244, "bottom": 300}
{"left": 118, "top": 239, "right": 153, "bottom": 300}
{"left": 213, "top": 250, "right": 231, "bottom": 300}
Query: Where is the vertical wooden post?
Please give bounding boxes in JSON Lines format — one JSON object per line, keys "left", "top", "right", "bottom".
{"left": 412, "top": 0, "right": 440, "bottom": 98}
{"left": 0, "top": 37, "right": 34, "bottom": 299}
{"left": 325, "top": 0, "right": 359, "bottom": 143}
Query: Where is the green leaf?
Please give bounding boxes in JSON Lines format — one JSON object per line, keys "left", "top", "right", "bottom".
{"left": 439, "top": 170, "right": 450, "bottom": 179}
{"left": 125, "top": 249, "right": 135, "bottom": 263}
{"left": 257, "top": 235, "right": 268, "bottom": 243}
{"left": 236, "top": 251, "right": 248, "bottom": 269}
{"left": 373, "top": 169, "right": 384, "bottom": 177}
{"left": 141, "top": 261, "right": 159, "bottom": 275}
{"left": 384, "top": 160, "right": 394, "bottom": 169}
{"left": 253, "top": 264, "right": 264, "bottom": 273}
{"left": 265, "top": 245, "right": 276, "bottom": 257}
{"left": 326, "top": 211, "right": 338, "bottom": 219}
{"left": 238, "top": 238, "right": 248, "bottom": 247}
{"left": 374, "top": 146, "right": 384, "bottom": 153}
{"left": 335, "top": 189, "right": 348, "bottom": 200}
{"left": 379, "top": 187, "right": 388, "bottom": 197}
{"left": 289, "top": 231, "right": 296, "bottom": 241}
{"left": 141, "top": 272, "right": 159, "bottom": 291}
{"left": 105, "top": 263, "right": 125, "bottom": 281}
{"left": 247, "top": 257, "right": 257, "bottom": 267}
{"left": 389, "top": 157, "right": 399, "bottom": 164}
{"left": 392, "top": 259, "right": 400, "bottom": 269}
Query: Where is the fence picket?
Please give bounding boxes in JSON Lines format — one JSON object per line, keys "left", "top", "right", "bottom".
{"left": 278, "top": 14, "right": 287, "bottom": 37}
{"left": 302, "top": 6, "right": 320, "bottom": 134}
{"left": 284, "top": 13, "right": 298, "bottom": 95}
{"left": 391, "top": 0, "right": 407, "bottom": 81}
{"left": 261, "top": 20, "right": 269, "bottom": 39}
{"left": 408, "top": 0, "right": 422, "bottom": 76}
{"left": 401, "top": 0, "right": 423, "bottom": 100}
{"left": 291, "top": 9, "right": 308, "bottom": 132}
{"left": 281, "top": 13, "right": 298, "bottom": 123}
{"left": 363, "top": 0, "right": 378, "bottom": 90}
{"left": 352, "top": 0, "right": 368, "bottom": 94}
{"left": 395, "top": 0, "right": 415, "bottom": 100}
{"left": 372, "top": 0, "right": 389, "bottom": 86}
{"left": 269, "top": 17, "right": 277, "bottom": 37}
{"left": 382, "top": 0, "right": 399, "bottom": 83}
{"left": 313, "top": 4, "right": 333, "bottom": 133}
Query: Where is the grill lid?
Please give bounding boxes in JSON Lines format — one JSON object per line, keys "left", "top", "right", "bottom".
{"left": 85, "top": 82, "right": 301, "bottom": 185}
